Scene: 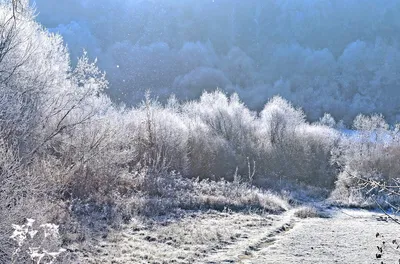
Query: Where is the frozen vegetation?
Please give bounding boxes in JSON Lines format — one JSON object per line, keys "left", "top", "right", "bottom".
{"left": 1, "top": 1, "right": 400, "bottom": 263}
{"left": 33, "top": 0, "right": 400, "bottom": 123}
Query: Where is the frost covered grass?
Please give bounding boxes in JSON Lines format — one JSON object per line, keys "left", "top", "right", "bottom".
{"left": 293, "top": 206, "right": 324, "bottom": 219}
{"left": 71, "top": 210, "right": 279, "bottom": 264}
{"left": 68, "top": 169, "right": 289, "bottom": 230}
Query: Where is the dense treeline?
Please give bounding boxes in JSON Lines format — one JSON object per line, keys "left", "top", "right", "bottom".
{"left": 34, "top": 0, "right": 400, "bottom": 123}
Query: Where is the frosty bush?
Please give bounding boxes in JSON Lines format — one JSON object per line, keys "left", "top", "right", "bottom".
{"left": 183, "top": 91, "right": 259, "bottom": 179}
{"left": 255, "top": 97, "right": 339, "bottom": 189}
{"left": 126, "top": 94, "right": 190, "bottom": 175}
{"left": 330, "top": 114, "right": 400, "bottom": 206}
{"left": 113, "top": 167, "right": 288, "bottom": 219}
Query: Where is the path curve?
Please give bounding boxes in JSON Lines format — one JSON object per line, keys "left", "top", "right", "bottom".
{"left": 207, "top": 208, "right": 400, "bottom": 264}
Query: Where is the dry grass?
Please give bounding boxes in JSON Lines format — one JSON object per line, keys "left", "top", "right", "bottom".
{"left": 293, "top": 206, "right": 325, "bottom": 219}
{"left": 70, "top": 210, "right": 278, "bottom": 264}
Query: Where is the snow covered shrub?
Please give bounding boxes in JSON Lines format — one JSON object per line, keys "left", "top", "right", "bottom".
{"left": 183, "top": 91, "right": 259, "bottom": 180}
{"left": 0, "top": 139, "right": 23, "bottom": 262}
{"left": 185, "top": 117, "right": 235, "bottom": 180}
{"left": 0, "top": 138, "right": 63, "bottom": 263}
{"left": 16, "top": 47, "right": 130, "bottom": 203}
{"left": 291, "top": 124, "right": 340, "bottom": 187}
{"left": 331, "top": 114, "right": 400, "bottom": 206}
{"left": 127, "top": 168, "right": 197, "bottom": 216}
{"left": 294, "top": 206, "right": 324, "bottom": 219}
{"left": 130, "top": 93, "right": 340, "bottom": 189}
{"left": 124, "top": 94, "right": 190, "bottom": 175}
{"left": 41, "top": 110, "right": 127, "bottom": 200}
{"left": 256, "top": 97, "right": 339, "bottom": 189}
{"left": 193, "top": 177, "right": 288, "bottom": 213}
{"left": 259, "top": 96, "right": 306, "bottom": 145}
{"left": 256, "top": 96, "right": 306, "bottom": 182}
{"left": 113, "top": 168, "right": 288, "bottom": 219}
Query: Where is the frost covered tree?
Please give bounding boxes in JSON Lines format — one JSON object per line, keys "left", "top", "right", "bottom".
{"left": 0, "top": 2, "right": 113, "bottom": 261}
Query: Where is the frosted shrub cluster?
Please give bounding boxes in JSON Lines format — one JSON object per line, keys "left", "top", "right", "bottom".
{"left": 120, "top": 91, "right": 339, "bottom": 188}
{"left": 331, "top": 114, "right": 400, "bottom": 206}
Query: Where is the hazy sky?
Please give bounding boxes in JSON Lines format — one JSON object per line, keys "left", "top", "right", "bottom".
{"left": 33, "top": 0, "right": 400, "bottom": 123}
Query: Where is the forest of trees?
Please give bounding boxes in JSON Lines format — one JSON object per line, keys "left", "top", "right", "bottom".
{"left": 33, "top": 0, "right": 400, "bottom": 124}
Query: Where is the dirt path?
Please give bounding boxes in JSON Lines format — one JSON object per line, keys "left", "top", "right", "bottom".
{"left": 207, "top": 208, "right": 400, "bottom": 264}
{"left": 202, "top": 210, "right": 296, "bottom": 264}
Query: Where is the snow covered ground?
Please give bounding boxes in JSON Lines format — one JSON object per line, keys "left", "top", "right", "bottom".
{"left": 241, "top": 208, "right": 400, "bottom": 263}
{"left": 68, "top": 207, "right": 400, "bottom": 263}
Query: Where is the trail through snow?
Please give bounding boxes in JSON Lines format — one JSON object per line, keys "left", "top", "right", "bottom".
{"left": 206, "top": 208, "right": 400, "bottom": 264}
{"left": 72, "top": 207, "right": 400, "bottom": 263}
